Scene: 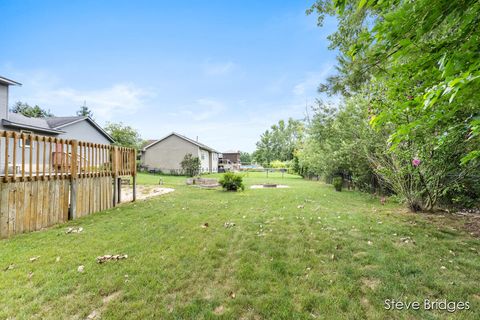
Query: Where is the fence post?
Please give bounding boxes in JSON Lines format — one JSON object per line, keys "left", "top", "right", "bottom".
{"left": 132, "top": 149, "right": 137, "bottom": 202}
{"left": 69, "top": 140, "right": 78, "bottom": 220}
{"left": 117, "top": 177, "right": 122, "bottom": 203}
{"left": 112, "top": 146, "right": 118, "bottom": 206}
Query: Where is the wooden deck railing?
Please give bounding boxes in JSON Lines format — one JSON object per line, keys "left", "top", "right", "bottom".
{"left": 0, "top": 130, "right": 136, "bottom": 182}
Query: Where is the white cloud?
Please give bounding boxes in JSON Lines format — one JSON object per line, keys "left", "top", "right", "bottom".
{"left": 8, "top": 71, "right": 154, "bottom": 121}
{"left": 169, "top": 98, "right": 226, "bottom": 121}
{"left": 292, "top": 68, "right": 332, "bottom": 96}
{"left": 202, "top": 60, "right": 236, "bottom": 76}
{"left": 44, "top": 84, "right": 154, "bottom": 119}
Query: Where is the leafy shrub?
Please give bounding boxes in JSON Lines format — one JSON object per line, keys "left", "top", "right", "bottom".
{"left": 219, "top": 172, "right": 245, "bottom": 191}
{"left": 270, "top": 160, "right": 290, "bottom": 169}
{"left": 180, "top": 153, "right": 200, "bottom": 177}
{"left": 333, "top": 177, "right": 343, "bottom": 192}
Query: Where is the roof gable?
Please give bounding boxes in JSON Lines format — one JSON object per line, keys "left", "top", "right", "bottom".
{"left": 50, "top": 116, "right": 115, "bottom": 143}
{"left": 143, "top": 132, "right": 219, "bottom": 153}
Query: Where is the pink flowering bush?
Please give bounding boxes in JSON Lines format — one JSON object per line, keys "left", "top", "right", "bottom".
{"left": 411, "top": 158, "right": 421, "bottom": 167}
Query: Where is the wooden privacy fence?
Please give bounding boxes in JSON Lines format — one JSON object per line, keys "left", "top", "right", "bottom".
{"left": 0, "top": 130, "right": 137, "bottom": 238}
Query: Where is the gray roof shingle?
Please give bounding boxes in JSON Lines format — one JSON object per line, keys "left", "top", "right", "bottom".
{"left": 46, "top": 116, "right": 85, "bottom": 128}
{"left": 3, "top": 113, "right": 114, "bottom": 142}
{"left": 3, "top": 113, "right": 62, "bottom": 133}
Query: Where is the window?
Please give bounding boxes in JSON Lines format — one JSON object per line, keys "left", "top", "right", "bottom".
{"left": 19, "top": 130, "right": 33, "bottom": 148}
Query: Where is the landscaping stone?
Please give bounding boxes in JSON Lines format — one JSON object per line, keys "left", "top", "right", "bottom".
{"left": 186, "top": 177, "right": 220, "bottom": 188}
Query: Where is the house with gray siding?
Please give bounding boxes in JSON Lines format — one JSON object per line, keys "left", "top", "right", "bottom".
{"left": 141, "top": 132, "right": 219, "bottom": 174}
{"left": 0, "top": 75, "right": 114, "bottom": 175}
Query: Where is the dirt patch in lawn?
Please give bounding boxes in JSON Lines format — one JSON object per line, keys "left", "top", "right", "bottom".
{"left": 421, "top": 210, "right": 480, "bottom": 238}
{"left": 121, "top": 185, "right": 174, "bottom": 202}
{"left": 361, "top": 278, "right": 381, "bottom": 291}
{"left": 213, "top": 305, "right": 225, "bottom": 315}
{"left": 86, "top": 291, "right": 122, "bottom": 319}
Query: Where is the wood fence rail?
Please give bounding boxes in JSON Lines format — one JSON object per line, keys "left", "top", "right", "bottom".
{"left": 0, "top": 130, "right": 137, "bottom": 238}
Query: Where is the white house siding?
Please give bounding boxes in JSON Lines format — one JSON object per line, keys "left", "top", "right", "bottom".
{"left": 211, "top": 152, "right": 219, "bottom": 173}
{"left": 58, "top": 120, "right": 111, "bottom": 145}
{"left": 0, "top": 85, "right": 8, "bottom": 122}
{"left": 142, "top": 134, "right": 198, "bottom": 172}
{"left": 198, "top": 148, "right": 210, "bottom": 173}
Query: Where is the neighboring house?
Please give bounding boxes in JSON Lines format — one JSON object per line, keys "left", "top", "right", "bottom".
{"left": 222, "top": 150, "right": 241, "bottom": 164}
{"left": 218, "top": 150, "right": 241, "bottom": 172}
{"left": 141, "top": 132, "right": 219, "bottom": 174}
{"left": 0, "top": 75, "right": 114, "bottom": 175}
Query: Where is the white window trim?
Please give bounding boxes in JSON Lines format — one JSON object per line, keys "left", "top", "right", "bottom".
{"left": 19, "top": 130, "right": 33, "bottom": 148}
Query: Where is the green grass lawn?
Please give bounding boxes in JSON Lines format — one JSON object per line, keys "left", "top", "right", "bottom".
{"left": 1, "top": 172, "right": 479, "bottom": 319}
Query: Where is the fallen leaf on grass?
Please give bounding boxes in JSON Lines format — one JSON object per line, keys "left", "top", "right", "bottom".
{"left": 87, "top": 310, "right": 98, "bottom": 319}
{"left": 66, "top": 227, "right": 83, "bottom": 234}
{"left": 213, "top": 305, "right": 225, "bottom": 315}
{"left": 399, "top": 237, "right": 416, "bottom": 245}
{"left": 4, "top": 264, "right": 15, "bottom": 271}
{"left": 29, "top": 256, "right": 39, "bottom": 262}
{"left": 229, "top": 291, "right": 236, "bottom": 299}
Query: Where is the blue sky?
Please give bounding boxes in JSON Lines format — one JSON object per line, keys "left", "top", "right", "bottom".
{"left": 0, "top": 0, "right": 337, "bottom": 152}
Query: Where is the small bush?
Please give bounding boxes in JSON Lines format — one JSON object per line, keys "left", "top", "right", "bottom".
{"left": 180, "top": 153, "right": 200, "bottom": 177}
{"left": 333, "top": 176, "right": 343, "bottom": 192}
{"left": 219, "top": 172, "right": 245, "bottom": 191}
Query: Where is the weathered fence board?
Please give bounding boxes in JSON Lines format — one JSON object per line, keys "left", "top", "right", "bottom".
{"left": 0, "top": 179, "right": 70, "bottom": 238}
{"left": 73, "top": 176, "right": 113, "bottom": 218}
{"left": 0, "top": 129, "right": 136, "bottom": 238}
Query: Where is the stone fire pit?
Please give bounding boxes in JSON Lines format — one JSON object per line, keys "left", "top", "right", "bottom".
{"left": 250, "top": 184, "right": 290, "bottom": 189}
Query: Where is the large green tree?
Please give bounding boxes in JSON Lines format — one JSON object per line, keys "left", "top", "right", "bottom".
{"left": 10, "top": 101, "right": 54, "bottom": 118}
{"left": 253, "top": 118, "right": 304, "bottom": 166}
{"left": 239, "top": 151, "right": 251, "bottom": 164}
{"left": 298, "top": 97, "right": 386, "bottom": 191}
{"left": 104, "top": 122, "right": 142, "bottom": 149}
